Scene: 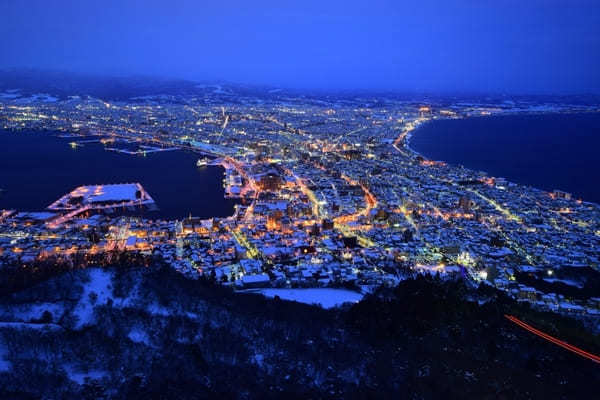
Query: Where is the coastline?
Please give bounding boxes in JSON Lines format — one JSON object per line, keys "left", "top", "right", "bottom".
{"left": 400, "top": 112, "right": 600, "bottom": 204}
{"left": 403, "top": 117, "right": 432, "bottom": 159}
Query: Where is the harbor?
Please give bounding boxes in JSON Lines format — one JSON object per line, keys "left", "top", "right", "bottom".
{"left": 0, "top": 130, "right": 239, "bottom": 220}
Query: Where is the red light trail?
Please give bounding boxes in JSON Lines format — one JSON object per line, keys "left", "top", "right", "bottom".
{"left": 505, "top": 315, "right": 600, "bottom": 364}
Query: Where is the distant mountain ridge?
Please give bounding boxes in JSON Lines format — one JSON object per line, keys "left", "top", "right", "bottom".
{"left": 0, "top": 69, "right": 283, "bottom": 101}
{"left": 2, "top": 69, "right": 600, "bottom": 105}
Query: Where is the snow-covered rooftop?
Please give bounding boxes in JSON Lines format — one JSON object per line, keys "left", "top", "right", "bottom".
{"left": 87, "top": 184, "right": 139, "bottom": 203}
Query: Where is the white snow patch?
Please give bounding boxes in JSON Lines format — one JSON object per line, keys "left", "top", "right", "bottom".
{"left": 128, "top": 327, "right": 150, "bottom": 345}
{"left": 111, "top": 281, "right": 141, "bottom": 308}
{"left": 147, "top": 302, "right": 170, "bottom": 316}
{"left": 72, "top": 269, "right": 113, "bottom": 329}
{"left": 253, "top": 288, "right": 363, "bottom": 309}
{"left": 253, "top": 353, "right": 264, "bottom": 367}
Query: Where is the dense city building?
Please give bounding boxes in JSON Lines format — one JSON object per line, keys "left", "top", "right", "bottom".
{"left": 1, "top": 88, "right": 599, "bottom": 319}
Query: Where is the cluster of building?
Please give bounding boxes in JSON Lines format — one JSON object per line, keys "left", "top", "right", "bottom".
{"left": 1, "top": 89, "right": 599, "bottom": 316}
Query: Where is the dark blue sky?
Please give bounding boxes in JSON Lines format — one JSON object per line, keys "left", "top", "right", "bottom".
{"left": 1, "top": 0, "right": 599, "bottom": 94}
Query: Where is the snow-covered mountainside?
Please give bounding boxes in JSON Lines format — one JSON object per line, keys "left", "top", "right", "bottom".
{"left": 0, "top": 266, "right": 598, "bottom": 398}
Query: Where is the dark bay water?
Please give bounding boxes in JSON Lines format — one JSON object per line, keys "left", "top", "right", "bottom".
{"left": 410, "top": 113, "right": 600, "bottom": 203}
{"left": 0, "top": 131, "right": 238, "bottom": 219}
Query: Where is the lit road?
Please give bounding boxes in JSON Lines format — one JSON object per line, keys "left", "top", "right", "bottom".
{"left": 392, "top": 117, "right": 427, "bottom": 157}
{"left": 294, "top": 174, "right": 321, "bottom": 218}
{"left": 465, "top": 187, "right": 522, "bottom": 223}
{"left": 505, "top": 315, "right": 600, "bottom": 364}
{"left": 230, "top": 227, "right": 259, "bottom": 259}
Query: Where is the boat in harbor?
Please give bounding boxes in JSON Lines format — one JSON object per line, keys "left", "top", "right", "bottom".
{"left": 196, "top": 157, "right": 211, "bottom": 167}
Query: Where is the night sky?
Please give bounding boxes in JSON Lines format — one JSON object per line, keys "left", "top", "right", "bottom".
{"left": 1, "top": 0, "right": 599, "bottom": 93}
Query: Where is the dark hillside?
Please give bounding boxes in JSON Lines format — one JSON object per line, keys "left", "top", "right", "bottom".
{"left": 0, "top": 266, "right": 598, "bottom": 399}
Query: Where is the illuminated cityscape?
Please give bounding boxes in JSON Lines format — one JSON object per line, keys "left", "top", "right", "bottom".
{"left": 1, "top": 0, "right": 600, "bottom": 397}
{"left": 1, "top": 90, "right": 599, "bottom": 317}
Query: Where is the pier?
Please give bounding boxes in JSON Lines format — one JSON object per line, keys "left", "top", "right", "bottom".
{"left": 46, "top": 183, "right": 155, "bottom": 228}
